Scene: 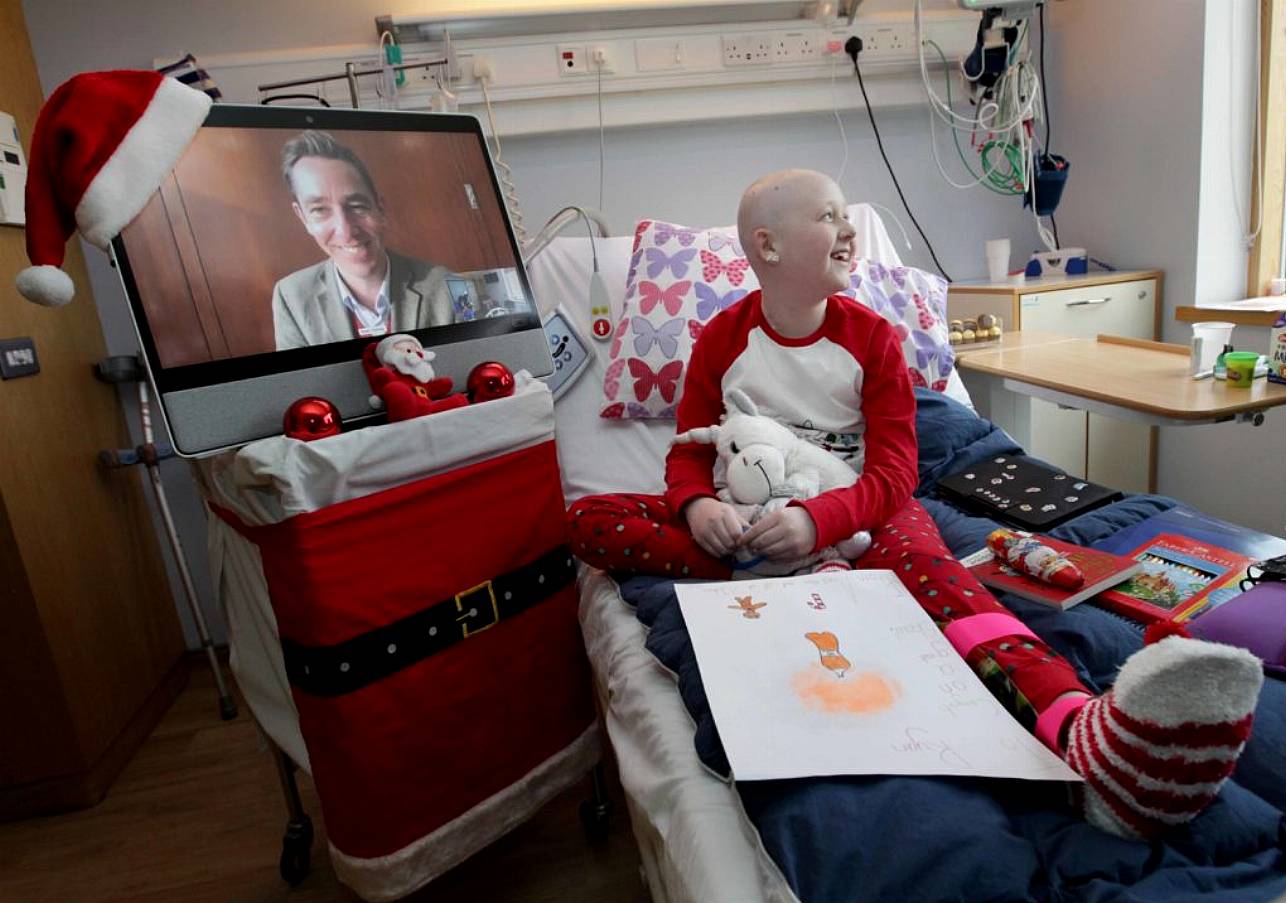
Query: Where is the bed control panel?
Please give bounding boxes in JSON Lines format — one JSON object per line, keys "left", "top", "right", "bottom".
{"left": 542, "top": 306, "right": 591, "bottom": 400}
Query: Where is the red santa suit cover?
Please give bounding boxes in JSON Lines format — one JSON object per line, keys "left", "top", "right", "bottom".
{"left": 197, "top": 380, "right": 597, "bottom": 901}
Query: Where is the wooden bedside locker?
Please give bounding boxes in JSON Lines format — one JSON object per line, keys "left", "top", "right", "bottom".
{"left": 949, "top": 270, "right": 1162, "bottom": 493}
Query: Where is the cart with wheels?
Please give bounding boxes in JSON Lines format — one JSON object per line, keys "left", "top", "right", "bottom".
{"left": 196, "top": 379, "right": 601, "bottom": 900}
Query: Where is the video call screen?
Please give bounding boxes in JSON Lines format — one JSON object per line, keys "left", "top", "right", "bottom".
{"left": 117, "top": 125, "right": 532, "bottom": 370}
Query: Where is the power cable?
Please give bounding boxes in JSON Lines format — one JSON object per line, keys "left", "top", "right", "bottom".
{"left": 847, "top": 38, "right": 952, "bottom": 281}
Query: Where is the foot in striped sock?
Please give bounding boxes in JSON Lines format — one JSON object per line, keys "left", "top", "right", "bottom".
{"left": 1065, "top": 636, "right": 1263, "bottom": 840}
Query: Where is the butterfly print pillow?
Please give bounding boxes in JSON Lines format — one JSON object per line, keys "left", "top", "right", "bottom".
{"left": 600, "top": 219, "right": 756, "bottom": 420}
{"left": 839, "top": 258, "right": 955, "bottom": 393}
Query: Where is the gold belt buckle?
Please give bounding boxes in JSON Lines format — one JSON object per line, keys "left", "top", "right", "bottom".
{"left": 455, "top": 580, "right": 499, "bottom": 638}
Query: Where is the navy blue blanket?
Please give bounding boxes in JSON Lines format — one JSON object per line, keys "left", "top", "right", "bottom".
{"left": 620, "top": 389, "right": 1286, "bottom": 903}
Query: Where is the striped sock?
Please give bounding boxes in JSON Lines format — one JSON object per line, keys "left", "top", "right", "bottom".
{"left": 1065, "top": 636, "right": 1263, "bottom": 839}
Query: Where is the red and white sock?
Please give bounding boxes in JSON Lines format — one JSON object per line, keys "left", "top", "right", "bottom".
{"left": 1064, "top": 635, "right": 1263, "bottom": 839}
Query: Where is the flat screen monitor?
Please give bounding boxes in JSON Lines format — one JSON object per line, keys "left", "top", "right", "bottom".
{"left": 110, "top": 104, "right": 553, "bottom": 457}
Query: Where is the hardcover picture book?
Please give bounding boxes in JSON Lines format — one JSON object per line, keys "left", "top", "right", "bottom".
{"left": 1094, "top": 506, "right": 1286, "bottom": 622}
{"left": 1095, "top": 533, "right": 1257, "bottom": 623}
{"left": 966, "top": 536, "right": 1142, "bottom": 610}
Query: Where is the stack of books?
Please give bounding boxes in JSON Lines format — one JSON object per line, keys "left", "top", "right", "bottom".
{"left": 964, "top": 507, "right": 1286, "bottom": 623}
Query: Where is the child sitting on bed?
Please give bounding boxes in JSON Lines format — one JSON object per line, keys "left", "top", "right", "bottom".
{"left": 569, "top": 168, "right": 1264, "bottom": 841}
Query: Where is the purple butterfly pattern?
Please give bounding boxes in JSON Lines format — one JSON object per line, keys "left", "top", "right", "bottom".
{"left": 645, "top": 247, "right": 698, "bottom": 279}
{"left": 694, "top": 284, "right": 746, "bottom": 321}
{"left": 654, "top": 223, "right": 698, "bottom": 247}
{"left": 845, "top": 255, "right": 954, "bottom": 392}
{"left": 707, "top": 232, "right": 743, "bottom": 256}
{"left": 632, "top": 316, "right": 684, "bottom": 358}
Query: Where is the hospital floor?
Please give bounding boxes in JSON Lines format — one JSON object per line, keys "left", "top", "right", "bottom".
{"left": 0, "top": 659, "right": 652, "bottom": 902}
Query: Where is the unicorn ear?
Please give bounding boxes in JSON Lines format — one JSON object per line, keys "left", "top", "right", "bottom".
{"left": 725, "top": 388, "right": 758, "bottom": 417}
{"left": 672, "top": 426, "right": 719, "bottom": 446}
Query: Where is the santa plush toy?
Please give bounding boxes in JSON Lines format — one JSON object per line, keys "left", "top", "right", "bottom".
{"left": 364, "top": 333, "right": 469, "bottom": 422}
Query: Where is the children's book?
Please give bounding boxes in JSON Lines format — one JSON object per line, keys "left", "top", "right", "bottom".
{"left": 1094, "top": 506, "right": 1286, "bottom": 622}
{"left": 1095, "top": 533, "right": 1257, "bottom": 623}
{"left": 965, "top": 536, "right": 1142, "bottom": 610}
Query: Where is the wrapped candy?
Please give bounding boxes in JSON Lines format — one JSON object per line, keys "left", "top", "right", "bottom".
{"left": 986, "top": 528, "right": 1084, "bottom": 589}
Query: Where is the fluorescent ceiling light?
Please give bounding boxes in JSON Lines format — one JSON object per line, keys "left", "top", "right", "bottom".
{"left": 377, "top": 0, "right": 861, "bottom": 43}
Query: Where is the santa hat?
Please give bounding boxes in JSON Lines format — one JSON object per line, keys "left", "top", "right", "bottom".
{"left": 15, "top": 70, "right": 212, "bottom": 308}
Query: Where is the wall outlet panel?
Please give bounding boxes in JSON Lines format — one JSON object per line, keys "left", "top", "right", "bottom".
{"left": 186, "top": 11, "right": 980, "bottom": 133}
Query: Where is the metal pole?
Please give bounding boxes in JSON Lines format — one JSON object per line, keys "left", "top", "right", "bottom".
{"left": 345, "top": 61, "right": 360, "bottom": 108}
{"left": 138, "top": 382, "right": 238, "bottom": 720}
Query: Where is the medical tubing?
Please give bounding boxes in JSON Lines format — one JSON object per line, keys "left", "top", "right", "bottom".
{"left": 479, "top": 76, "right": 527, "bottom": 244}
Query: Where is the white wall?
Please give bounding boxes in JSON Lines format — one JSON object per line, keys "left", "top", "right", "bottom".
{"left": 1047, "top": 0, "right": 1286, "bottom": 537}
{"left": 21, "top": 0, "right": 1046, "bottom": 646}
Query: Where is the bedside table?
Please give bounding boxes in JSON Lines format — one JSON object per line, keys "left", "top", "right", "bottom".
{"left": 948, "top": 270, "right": 1163, "bottom": 493}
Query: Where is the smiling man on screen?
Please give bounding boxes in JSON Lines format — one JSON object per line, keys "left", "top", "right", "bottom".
{"left": 271, "top": 130, "right": 457, "bottom": 350}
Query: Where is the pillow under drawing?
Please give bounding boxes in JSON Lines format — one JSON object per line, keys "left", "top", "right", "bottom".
{"left": 841, "top": 258, "right": 956, "bottom": 392}
{"left": 599, "top": 219, "right": 756, "bottom": 420}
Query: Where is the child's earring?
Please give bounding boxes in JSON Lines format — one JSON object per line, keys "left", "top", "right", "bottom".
{"left": 764, "top": 251, "right": 779, "bottom": 264}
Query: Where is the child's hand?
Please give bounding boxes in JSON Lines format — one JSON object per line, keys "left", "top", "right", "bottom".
{"left": 741, "top": 507, "right": 817, "bottom": 561}
{"left": 685, "top": 497, "right": 750, "bottom": 559}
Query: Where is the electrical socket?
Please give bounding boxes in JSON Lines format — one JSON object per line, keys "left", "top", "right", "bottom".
{"left": 590, "top": 45, "right": 614, "bottom": 73}
{"left": 773, "top": 31, "right": 823, "bottom": 63}
{"left": 724, "top": 33, "right": 772, "bottom": 66}
{"left": 857, "top": 24, "right": 914, "bottom": 57}
{"left": 557, "top": 45, "right": 589, "bottom": 76}
{"left": 472, "top": 56, "right": 495, "bottom": 83}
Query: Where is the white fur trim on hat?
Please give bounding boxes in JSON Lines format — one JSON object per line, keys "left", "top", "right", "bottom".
{"left": 16, "top": 265, "right": 75, "bottom": 307}
{"left": 75, "top": 77, "right": 212, "bottom": 249}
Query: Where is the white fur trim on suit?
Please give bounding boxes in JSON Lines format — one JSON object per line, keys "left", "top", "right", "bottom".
{"left": 75, "top": 77, "right": 211, "bottom": 249}
{"left": 15, "top": 265, "right": 75, "bottom": 307}
{"left": 329, "top": 724, "right": 600, "bottom": 902}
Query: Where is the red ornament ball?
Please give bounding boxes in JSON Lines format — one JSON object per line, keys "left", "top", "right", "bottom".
{"left": 466, "top": 361, "right": 515, "bottom": 403}
{"left": 283, "top": 396, "right": 342, "bottom": 441}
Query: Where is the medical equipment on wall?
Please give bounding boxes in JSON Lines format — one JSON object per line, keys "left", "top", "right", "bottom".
{"left": 0, "top": 111, "right": 26, "bottom": 226}
{"left": 256, "top": 55, "right": 447, "bottom": 109}
{"left": 919, "top": 0, "right": 1069, "bottom": 256}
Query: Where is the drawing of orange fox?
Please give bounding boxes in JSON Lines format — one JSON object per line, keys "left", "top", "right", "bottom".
{"left": 805, "top": 631, "right": 851, "bottom": 678}
{"left": 728, "top": 595, "right": 768, "bottom": 618}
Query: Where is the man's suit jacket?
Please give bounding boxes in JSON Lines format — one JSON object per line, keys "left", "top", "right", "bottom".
{"left": 272, "top": 250, "right": 456, "bottom": 350}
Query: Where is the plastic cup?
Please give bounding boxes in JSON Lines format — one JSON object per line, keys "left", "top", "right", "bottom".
{"left": 985, "top": 238, "right": 1010, "bottom": 283}
{"left": 1225, "top": 351, "right": 1259, "bottom": 387}
{"left": 1190, "top": 321, "right": 1235, "bottom": 372}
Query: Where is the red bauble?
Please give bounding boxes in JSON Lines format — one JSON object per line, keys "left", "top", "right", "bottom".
{"left": 284, "top": 396, "right": 342, "bottom": 441}
{"left": 466, "top": 361, "right": 515, "bottom": 403}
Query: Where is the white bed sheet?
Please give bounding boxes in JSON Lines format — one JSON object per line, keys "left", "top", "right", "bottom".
{"left": 578, "top": 566, "right": 800, "bottom": 903}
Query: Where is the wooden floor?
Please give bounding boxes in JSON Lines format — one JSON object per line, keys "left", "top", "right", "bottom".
{"left": 0, "top": 664, "right": 651, "bottom": 903}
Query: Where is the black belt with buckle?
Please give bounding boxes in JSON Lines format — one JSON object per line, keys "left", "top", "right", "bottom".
{"left": 280, "top": 544, "right": 576, "bottom": 697}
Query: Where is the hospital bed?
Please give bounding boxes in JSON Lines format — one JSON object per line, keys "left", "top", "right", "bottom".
{"left": 209, "top": 206, "right": 1286, "bottom": 903}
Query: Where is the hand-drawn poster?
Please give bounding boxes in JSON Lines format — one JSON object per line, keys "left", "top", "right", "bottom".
{"left": 675, "top": 570, "right": 1081, "bottom": 783}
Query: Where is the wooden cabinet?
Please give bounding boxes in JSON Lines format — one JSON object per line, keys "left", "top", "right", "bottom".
{"left": 949, "top": 270, "right": 1162, "bottom": 493}
{"left": 0, "top": 0, "right": 186, "bottom": 820}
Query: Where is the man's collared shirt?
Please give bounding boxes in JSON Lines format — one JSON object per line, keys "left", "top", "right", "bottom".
{"left": 335, "top": 256, "right": 392, "bottom": 337}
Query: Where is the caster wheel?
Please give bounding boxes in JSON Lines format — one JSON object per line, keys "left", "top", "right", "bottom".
{"left": 579, "top": 797, "right": 612, "bottom": 844}
{"left": 279, "top": 814, "right": 314, "bottom": 886}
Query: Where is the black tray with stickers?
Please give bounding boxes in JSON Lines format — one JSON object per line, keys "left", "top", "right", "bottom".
{"left": 935, "top": 454, "right": 1123, "bottom": 531}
